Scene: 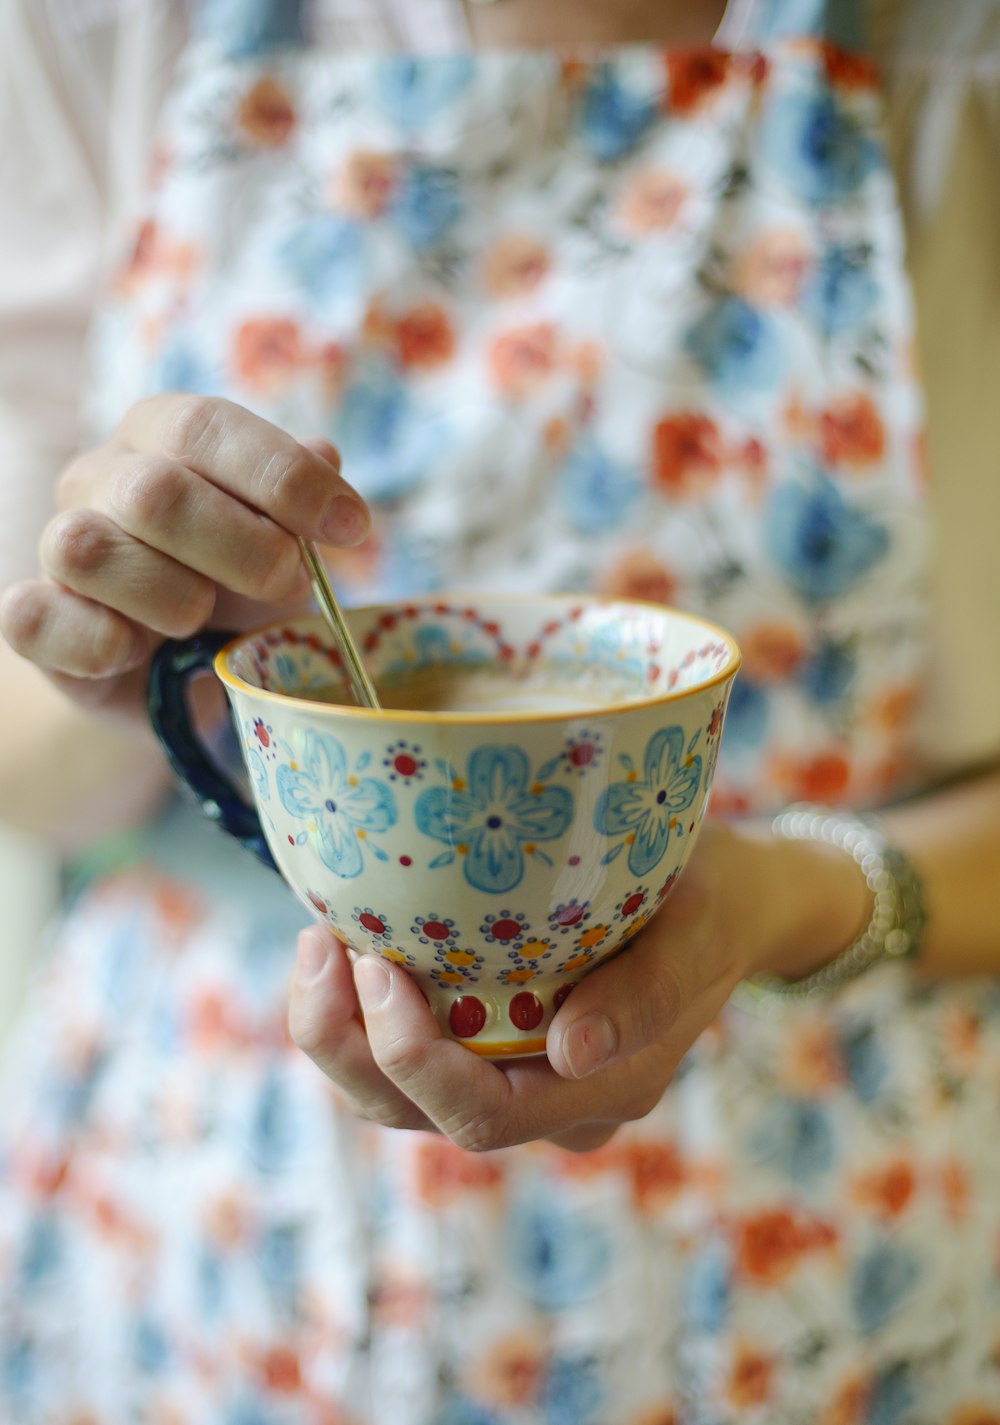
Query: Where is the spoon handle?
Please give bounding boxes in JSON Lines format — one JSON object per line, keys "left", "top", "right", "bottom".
{"left": 297, "top": 538, "right": 382, "bottom": 709}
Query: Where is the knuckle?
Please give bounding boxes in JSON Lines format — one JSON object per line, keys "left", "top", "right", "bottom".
{"left": 259, "top": 447, "right": 322, "bottom": 523}
{"left": 55, "top": 453, "right": 93, "bottom": 510}
{"left": 161, "top": 575, "right": 216, "bottom": 638}
{"left": 370, "top": 1030, "right": 428, "bottom": 1087}
{"left": 443, "top": 1112, "right": 506, "bottom": 1155}
{"left": 237, "top": 531, "right": 301, "bottom": 602}
{"left": 116, "top": 457, "right": 189, "bottom": 533}
{"left": 359, "top": 1099, "right": 423, "bottom": 1132}
{"left": 287, "top": 1002, "right": 328, "bottom": 1060}
{"left": 0, "top": 585, "right": 46, "bottom": 653}
{"left": 86, "top": 615, "right": 137, "bottom": 676}
{"left": 42, "top": 510, "right": 113, "bottom": 582}
{"left": 159, "top": 394, "right": 228, "bottom": 462}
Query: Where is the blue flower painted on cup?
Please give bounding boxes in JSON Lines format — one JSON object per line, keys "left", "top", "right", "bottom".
{"left": 764, "top": 476, "right": 888, "bottom": 604}
{"left": 415, "top": 746, "right": 574, "bottom": 894}
{"left": 684, "top": 297, "right": 785, "bottom": 398}
{"left": 758, "top": 90, "right": 879, "bottom": 206}
{"left": 276, "top": 730, "right": 396, "bottom": 878}
{"left": 595, "top": 726, "right": 702, "bottom": 877}
{"left": 374, "top": 57, "right": 474, "bottom": 130}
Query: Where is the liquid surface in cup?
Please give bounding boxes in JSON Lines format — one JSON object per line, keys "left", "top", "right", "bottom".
{"left": 294, "top": 663, "right": 640, "bottom": 713}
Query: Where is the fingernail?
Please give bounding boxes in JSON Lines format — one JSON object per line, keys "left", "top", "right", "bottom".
{"left": 563, "top": 1013, "right": 617, "bottom": 1079}
{"left": 354, "top": 955, "right": 391, "bottom": 1011}
{"left": 295, "top": 928, "right": 330, "bottom": 986}
{"left": 321, "top": 494, "right": 370, "bottom": 546}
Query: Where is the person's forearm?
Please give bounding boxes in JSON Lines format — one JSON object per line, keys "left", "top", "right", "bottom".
{"left": 882, "top": 762, "right": 1000, "bottom": 978}
{"left": 737, "top": 763, "right": 1000, "bottom": 985}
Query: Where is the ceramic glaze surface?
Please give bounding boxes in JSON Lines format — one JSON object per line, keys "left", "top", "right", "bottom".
{"left": 217, "top": 595, "right": 739, "bottom": 1053}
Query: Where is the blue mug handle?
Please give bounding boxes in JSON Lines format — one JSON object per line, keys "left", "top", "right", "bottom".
{"left": 147, "top": 632, "right": 277, "bottom": 871}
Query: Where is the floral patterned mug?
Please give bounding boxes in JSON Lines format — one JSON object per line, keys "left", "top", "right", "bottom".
{"left": 148, "top": 594, "right": 740, "bottom": 1056}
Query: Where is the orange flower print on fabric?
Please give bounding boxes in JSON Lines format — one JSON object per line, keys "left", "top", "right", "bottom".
{"left": 736, "top": 1207, "right": 836, "bottom": 1286}
{"left": 488, "top": 323, "right": 558, "bottom": 398}
{"left": 850, "top": 1157, "right": 917, "bottom": 1220}
{"left": 233, "top": 317, "right": 304, "bottom": 392}
{"left": 740, "top": 621, "right": 807, "bottom": 682}
{"left": 730, "top": 229, "right": 810, "bottom": 307}
{"left": 726, "top": 1344, "right": 776, "bottom": 1408}
{"left": 820, "top": 392, "right": 886, "bottom": 469}
{"left": 819, "top": 1377, "right": 868, "bottom": 1425}
{"left": 394, "top": 303, "right": 456, "bottom": 371}
{"left": 467, "top": 1333, "right": 546, "bottom": 1408}
{"left": 413, "top": 1135, "right": 505, "bottom": 1206}
{"left": 665, "top": 50, "right": 731, "bottom": 115}
{"left": 947, "top": 1409, "right": 1000, "bottom": 1425}
{"left": 616, "top": 168, "right": 688, "bottom": 234}
{"left": 622, "top": 1139, "right": 686, "bottom": 1212}
{"left": 237, "top": 76, "right": 297, "bottom": 148}
{"left": 255, "top": 1345, "right": 303, "bottom": 1395}
{"left": 599, "top": 547, "right": 678, "bottom": 606}
{"left": 652, "top": 412, "right": 722, "bottom": 498}
{"left": 484, "top": 235, "right": 552, "bottom": 298}
{"left": 626, "top": 1407, "right": 679, "bottom": 1425}
{"left": 778, "top": 1018, "right": 844, "bottom": 1093}
{"left": 336, "top": 150, "right": 399, "bottom": 218}
{"left": 820, "top": 40, "right": 881, "bottom": 91}
{"left": 772, "top": 749, "right": 852, "bottom": 804}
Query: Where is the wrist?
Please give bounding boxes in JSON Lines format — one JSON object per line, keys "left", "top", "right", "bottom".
{"left": 735, "top": 821, "right": 873, "bottom": 982}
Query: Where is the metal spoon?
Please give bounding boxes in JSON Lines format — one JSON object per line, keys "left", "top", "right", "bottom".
{"left": 297, "top": 537, "right": 382, "bottom": 709}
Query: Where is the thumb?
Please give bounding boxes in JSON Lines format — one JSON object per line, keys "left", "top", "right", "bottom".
{"left": 545, "top": 881, "right": 739, "bottom": 1080}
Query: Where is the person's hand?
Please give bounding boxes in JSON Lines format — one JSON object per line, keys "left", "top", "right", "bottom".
{"left": 0, "top": 394, "right": 369, "bottom": 726}
{"left": 288, "top": 820, "right": 871, "bottom": 1152}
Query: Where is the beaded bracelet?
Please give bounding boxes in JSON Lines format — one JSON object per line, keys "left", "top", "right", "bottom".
{"left": 742, "top": 803, "right": 927, "bottom": 1001}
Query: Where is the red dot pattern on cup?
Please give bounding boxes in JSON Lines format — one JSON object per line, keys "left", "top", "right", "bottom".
{"left": 509, "top": 993, "right": 544, "bottom": 1031}
{"left": 359, "top": 912, "right": 386, "bottom": 934}
{"left": 621, "top": 892, "right": 645, "bottom": 917}
{"left": 394, "top": 753, "right": 418, "bottom": 776}
{"left": 489, "top": 918, "right": 522, "bottom": 941}
{"left": 449, "top": 996, "right": 487, "bottom": 1038}
{"left": 423, "top": 921, "right": 451, "bottom": 941}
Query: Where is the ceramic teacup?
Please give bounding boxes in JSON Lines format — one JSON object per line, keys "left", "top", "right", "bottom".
{"left": 148, "top": 594, "right": 740, "bottom": 1056}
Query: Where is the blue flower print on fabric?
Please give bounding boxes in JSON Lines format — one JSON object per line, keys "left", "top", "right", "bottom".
{"left": 750, "top": 0, "right": 862, "bottom": 49}
{"left": 540, "top": 1355, "right": 604, "bottom": 1425}
{"left": 719, "top": 678, "right": 770, "bottom": 751}
{"left": 195, "top": 0, "right": 304, "bottom": 59}
{"left": 332, "top": 359, "right": 446, "bottom": 503}
{"left": 684, "top": 297, "right": 785, "bottom": 397}
{"left": 558, "top": 437, "right": 640, "bottom": 534}
{"left": 133, "top": 1314, "right": 170, "bottom": 1375}
{"left": 801, "top": 243, "right": 879, "bottom": 334}
{"left": 506, "top": 1194, "right": 612, "bottom": 1311}
{"left": 748, "top": 1097, "right": 836, "bottom": 1182}
{"left": 579, "top": 65, "right": 657, "bottom": 163}
{"left": 759, "top": 90, "right": 879, "bottom": 207}
{"left": 801, "top": 637, "right": 856, "bottom": 705}
{"left": 390, "top": 165, "right": 464, "bottom": 251}
{"left": 764, "top": 477, "right": 889, "bottom": 604}
{"left": 839, "top": 1020, "right": 889, "bottom": 1102}
{"left": 867, "top": 1363, "right": 917, "bottom": 1425}
{"left": 276, "top": 729, "right": 396, "bottom": 878}
{"left": 595, "top": 726, "right": 702, "bottom": 877}
{"left": 683, "top": 1240, "right": 732, "bottom": 1333}
{"left": 433, "top": 1401, "right": 502, "bottom": 1425}
{"left": 154, "top": 340, "right": 219, "bottom": 397}
{"left": 850, "top": 1240, "right": 920, "bottom": 1334}
{"left": 277, "top": 217, "right": 366, "bottom": 311}
{"left": 415, "top": 746, "right": 573, "bottom": 894}
{"left": 374, "top": 57, "right": 474, "bottom": 131}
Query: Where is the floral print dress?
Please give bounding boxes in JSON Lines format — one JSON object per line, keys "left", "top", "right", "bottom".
{"left": 3, "top": 1, "right": 1000, "bottom": 1421}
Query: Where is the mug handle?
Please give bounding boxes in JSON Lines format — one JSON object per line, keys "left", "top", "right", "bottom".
{"left": 147, "top": 631, "right": 278, "bottom": 871}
